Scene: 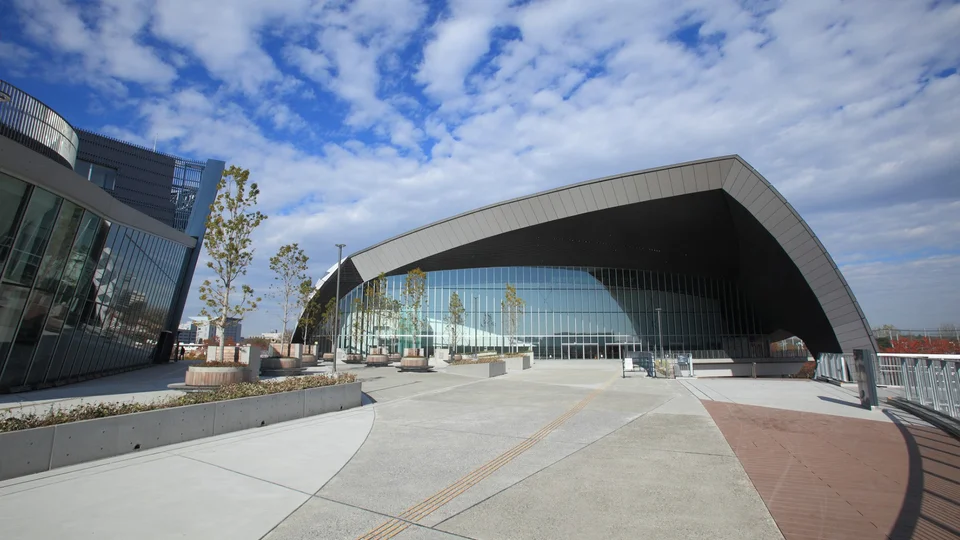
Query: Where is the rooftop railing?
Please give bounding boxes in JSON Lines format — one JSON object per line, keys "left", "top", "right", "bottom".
{"left": 0, "top": 80, "right": 79, "bottom": 168}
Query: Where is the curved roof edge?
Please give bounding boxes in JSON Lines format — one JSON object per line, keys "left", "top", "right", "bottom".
{"left": 332, "top": 155, "right": 875, "bottom": 355}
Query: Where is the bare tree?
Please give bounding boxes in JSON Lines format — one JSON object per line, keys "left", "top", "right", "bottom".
{"left": 268, "top": 243, "right": 311, "bottom": 357}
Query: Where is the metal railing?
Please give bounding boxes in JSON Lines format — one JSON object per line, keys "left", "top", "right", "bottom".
{"left": 0, "top": 80, "right": 79, "bottom": 168}
{"left": 815, "top": 353, "right": 851, "bottom": 382}
{"left": 874, "top": 354, "right": 905, "bottom": 386}
{"left": 882, "top": 354, "right": 960, "bottom": 420}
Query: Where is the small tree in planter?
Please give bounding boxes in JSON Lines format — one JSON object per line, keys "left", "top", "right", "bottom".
{"left": 402, "top": 268, "right": 428, "bottom": 356}
{"left": 198, "top": 165, "right": 266, "bottom": 363}
{"left": 268, "top": 243, "right": 311, "bottom": 358}
{"left": 297, "top": 282, "right": 319, "bottom": 356}
{"left": 320, "top": 297, "right": 337, "bottom": 356}
{"left": 445, "top": 291, "right": 465, "bottom": 355}
{"left": 501, "top": 283, "right": 525, "bottom": 354}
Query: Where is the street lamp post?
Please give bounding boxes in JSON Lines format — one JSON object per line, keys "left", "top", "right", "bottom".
{"left": 332, "top": 243, "right": 345, "bottom": 373}
{"left": 473, "top": 296, "right": 478, "bottom": 355}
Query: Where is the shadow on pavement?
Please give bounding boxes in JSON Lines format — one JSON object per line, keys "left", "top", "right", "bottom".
{"left": 816, "top": 395, "right": 862, "bottom": 409}
{"left": 885, "top": 409, "right": 960, "bottom": 539}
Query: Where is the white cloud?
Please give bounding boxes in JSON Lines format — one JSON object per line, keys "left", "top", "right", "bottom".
{"left": 10, "top": 0, "right": 958, "bottom": 333}
{"left": 12, "top": 0, "right": 177, "bottom": 88}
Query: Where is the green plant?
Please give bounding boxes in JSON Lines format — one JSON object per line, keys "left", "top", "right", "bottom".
{"left": 0, "top": 373, "right": 357, "bottom": 433}
{"left": 500, "top": 283, "right": 525, "bottom": 353}
{"left": 198, "top": 165, "right": 267, "bottom": 362}
{"left": 403, "top": 268, "right": 428, "bottom": 353}
{"left": 269, "top": 243, "right": 311, "bottom": 357}
{"left": 446, "top": 291, "right": 465, "bottom": 354}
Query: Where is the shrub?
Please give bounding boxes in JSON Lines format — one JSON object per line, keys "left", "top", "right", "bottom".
{"left": 192, "top": 361, "right": 244, "bottom": 367}
{"left": 0, "top": 373, "right": 357, "bottom": 433}
{"left": 791, "top": 361, "right": 816, "bottom": 379}
{"left": 449, "top": 357, "right": 504, "bottom": 365}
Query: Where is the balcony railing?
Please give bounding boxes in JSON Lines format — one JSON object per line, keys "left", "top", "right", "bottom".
{"left": 881, "top": 353, "right": 960, "bottom": 420}
{"left": 0, "top": 80, "right": 79, "bottom": 168}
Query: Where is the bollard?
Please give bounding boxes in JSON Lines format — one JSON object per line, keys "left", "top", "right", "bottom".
{"left": 752, "top": 362, "right": 757, "bottom": 378}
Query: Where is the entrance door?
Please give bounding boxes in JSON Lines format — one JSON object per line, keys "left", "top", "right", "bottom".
{"left": 584, "top": 344, "right": 599, "bottom": 359}
{"left": 605, "top": 344, "right": 622, "bottom": 359}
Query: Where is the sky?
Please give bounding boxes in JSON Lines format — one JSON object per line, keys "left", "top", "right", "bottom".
{"left": 1, "top": 0, "right": 958, "bottom": 335}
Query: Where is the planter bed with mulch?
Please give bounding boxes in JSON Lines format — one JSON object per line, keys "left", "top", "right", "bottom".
{"left": 0, "top": 374, "right": 360, "bottom": 481}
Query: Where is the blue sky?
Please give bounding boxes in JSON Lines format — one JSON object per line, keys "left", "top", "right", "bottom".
{"left": 2, "top": 0, "right": 958, "bottom": 334}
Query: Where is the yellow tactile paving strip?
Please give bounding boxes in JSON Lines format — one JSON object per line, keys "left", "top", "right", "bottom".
{"left": 356, "top": 376, "right": 618, "bottom": 540}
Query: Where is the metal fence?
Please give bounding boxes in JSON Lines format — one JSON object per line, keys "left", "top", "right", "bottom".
{"left": 882, "top": 354, "right": 960, "bottom": 420}
{"left": 874, "top": 355, "right": 905, "bottom": 387}
{"left": 815, "top": 353, "right": 851, "bottom": 382}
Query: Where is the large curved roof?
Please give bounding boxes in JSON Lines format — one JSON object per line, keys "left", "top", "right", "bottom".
{"left": 311, "top": 155, "right": 875, "bottom": 357}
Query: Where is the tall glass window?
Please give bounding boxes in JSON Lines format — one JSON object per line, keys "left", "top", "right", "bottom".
{"left": 326, "top": 266, "right": 785, "bottom": 361}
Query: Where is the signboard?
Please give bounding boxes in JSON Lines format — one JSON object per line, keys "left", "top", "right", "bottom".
{"left": 335, "top": 348, "right": 347, "bottom": 362}
{"left": 852, "top": 349, "right": 879, "bottom": 409}
{"left": 436, "top": 348, "right": 450, "bottom": 362}
{"left": 623, "top": 357, "right": 634, "bottom": 373}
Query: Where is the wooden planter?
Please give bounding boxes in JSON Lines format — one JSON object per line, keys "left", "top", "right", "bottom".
{"left": 344, "top": 354, "right": 364, "bottom": 364}
{"left": 388, "top": 353, "right": 401, "bottom": 361}
{"left": 185, "top": 366, "right": 245, "bottom": 387}
{"left": 322, "top": 353, "right": 335, "bottom": 362}
{"left": 301, "top": 354, "right": 318, "bottom": 367}
{"left": 399, "top": 357, "right": 430, "bottom": 372}
{"left": 366, "top": 354, "right": 390, "bottom": 366}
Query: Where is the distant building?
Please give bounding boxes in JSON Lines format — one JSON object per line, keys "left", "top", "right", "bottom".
{"left": 177, "top": 322, "right": 197, "bottom": 345}
{"left": 188, "top": 316, "right": 242, "bottom": 345}
{"left": 258, "top": 331, "right": 284, "bottom": 342}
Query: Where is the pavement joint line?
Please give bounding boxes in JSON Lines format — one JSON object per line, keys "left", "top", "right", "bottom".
{"left": 307, "top": 494, "right": 480, "bottom": 540}
{"left": 175, "top": 453, "right": 316, "bottom": 497}
{"left": 356, "top": 375, "right": 619, "bottom": 540}
{"left": 260, "top": 401, "right": 380, "bottom": 540}
{"left": 0, "top": 452, "right": 173, "bottom": 497}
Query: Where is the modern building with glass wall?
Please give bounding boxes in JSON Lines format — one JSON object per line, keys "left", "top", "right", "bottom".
{"left": 298, "top": 155, "right": 876, "bottom": 376}
{"left": 0, "top": 80, "right": 223, "bottom": 392}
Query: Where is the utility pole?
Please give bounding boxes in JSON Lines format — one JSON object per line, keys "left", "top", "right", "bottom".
{"left": 332, "top": 243, "right": 345, "bottom": 373}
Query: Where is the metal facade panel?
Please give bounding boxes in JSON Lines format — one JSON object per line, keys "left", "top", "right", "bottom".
{"left": 601, "top": 182, "right": 618, "bottom": 209}
{"left": 811, "top": 272, "right": 844, "bottom": 293}
{"left": 633, "top": 174, "right": 651, "bottom": 201}
{"left": 734, "top": 173, "right": 760, "bottom": 203}
{"left": 491, "top": 206, "right": 515, "bottom": 233}
{"left": 823, "top": 295, "right": 854, "bottom": 314}
{"left": 415, "top": 227, "right": 440, "bottom": 255}
{"left": 817, "top": 287, "right": 850, "bottom": 306}
{"left": 508, "top": 201, "right": 531, "bottom": 228}
{"left": 474, "top": 210, "right": 499, "bottom": 237}
{"left": 545, "top": 192, "right": 567, "bottom": 220}
{"left": 747, "top": 190, "right": 775, "bottom": 216}
{"left": 800, "top": 257, "right": 831, "bottom": 278}
{"left": 624, "top": 175, "right": 642, "bottom": 202}
{"left": 776, "top": 221, "right": 806, "bottom": 245}
{"left": 587, "top": 183, "right": 607, "bottom": 209}
{"left": 833, "top": 319, "right": 866, "bottom": 337}
{"left": 681, "top": 166, "right": 697, "bottom": 193}
{"left": 728, "top": 166, "right": 751, "bottom": 197}
{"left": 669, "top": 168, "right": 685, "bottom": 195}
{"left": 657, "top": 170, "right": 674, "bottom": 198}
{"left": 694, "top": 163, "right": 710, "bottom": 192}
{"left": 772, "top": 215, "right": 801, "bottom": 238}
{"left": 787, "top": 237, "right": 816, "bottom": 258}
{"left": 741, "top": 177, "right": 767, "bottom": 208}
{"left": 646, "top": 173, "right": 663, "bottom": 199}
{"left": 576, "top": 186, "right": 598, "bottom": 213}
{"left": 795, "top": 247, "right": 824, "bottom": 269}
{"left": 723, "top": 160, "right": 743, "bottom": 189}
{"left": 557, "top": 190, "right": 578, "bottom": 217}
{"left": 757, "top": 198, "right": 786, "bottom": 225}
{"left": 517, "top": 199, "right": 540, "bottom": 226}
{"left": 830, "top": 310, "right": 863, "bottom": 329}
{"left": 709, "top": 161, "right": 725, "bottom": 190}
{"left": 611, "top": 176, "right": 629, "bottom": 204}
{"left": 537, "top": 194, "right": 560, "bottom": 221}
{"left": 529, "top": 197, "right": 548, "bottom": 223}
{"left": 448, "top": 219, "right": 469, "bottom": 247}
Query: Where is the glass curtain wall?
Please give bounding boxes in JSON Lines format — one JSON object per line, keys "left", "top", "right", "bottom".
{"left": 327, "top": 266, "right": 787, "bottom": 360}
{"left": 0, "top": 172, "right": 190, "bottom": 391}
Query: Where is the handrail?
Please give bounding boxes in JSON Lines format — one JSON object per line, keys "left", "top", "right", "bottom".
{"left": 0, "top": 80, "right": 79, "bottom": 168}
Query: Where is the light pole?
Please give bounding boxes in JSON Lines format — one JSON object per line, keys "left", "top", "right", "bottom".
{"left": 332, "top": 243, "right": 345, "bottom": 373}
{"left": 473, "top": 296, "right": 478, "bottom": 355}
{"left": 655, "top": 307, "right": 664, "bottom": 360}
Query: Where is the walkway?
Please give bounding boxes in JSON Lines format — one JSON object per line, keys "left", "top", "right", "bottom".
{"left": 1, "top": 362, "right": 956, "bottom": 539}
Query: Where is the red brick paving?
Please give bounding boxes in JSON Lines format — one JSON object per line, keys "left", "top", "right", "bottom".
{"left": 704, "top": 401, "right": 960, "bottom": 540}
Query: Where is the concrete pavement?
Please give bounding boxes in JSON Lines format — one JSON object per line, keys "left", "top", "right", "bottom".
{"left": 1, "top": 360, "right": 797, "bottom": 539}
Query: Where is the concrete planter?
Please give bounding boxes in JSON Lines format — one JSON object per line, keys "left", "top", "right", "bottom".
{"left": 388, "top": 353, "right": 401, "bottom": 361}
{"left": 261, "top": 357, "right": 301, "bottom": 370}
{"left": 446, "top": 361, "right": 506, "bottom": 378}
{"left": 0, "top": 381, "right": 362, "bottom": 481}
{"left": 185, "top": 366, "right": 245, "bottom": 386}
{"left": 322, "top": 353, "right": 335, "bottom": 362}
{"left": 504, "top": 355, "right": 531, "bottom": 371}
{"left": 301, "top": 354, "right": 318, "bottom": 367}
{"left": 344, "top": 354, "right": 364, "bottom": 364}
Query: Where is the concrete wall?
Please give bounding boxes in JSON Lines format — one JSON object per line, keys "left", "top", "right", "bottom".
{"left": 693, "top": 358, "right": 808, "bottom": 378}
{"left": 0, "top": 381, "right": 361, "bottom": 481}
{"left": 505, "top": 356, "right": 531, "bottom": 371}
{"left": 446, "top": 361, "right": 507, "bottom": 378}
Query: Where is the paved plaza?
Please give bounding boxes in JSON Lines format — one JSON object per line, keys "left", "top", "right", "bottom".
{"left": 1, "top": 361, "right": 956, "bottom": 540}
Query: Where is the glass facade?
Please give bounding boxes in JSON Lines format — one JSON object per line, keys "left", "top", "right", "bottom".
{"left": 0, "top": 171, "right": 190, "bottom": 391}
{"left": 329, "top": 266, "right": 795, "bottom": 360}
